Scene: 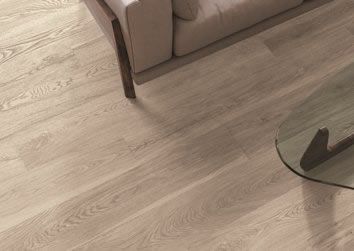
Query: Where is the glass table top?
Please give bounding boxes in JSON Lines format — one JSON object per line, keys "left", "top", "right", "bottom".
{"left": 276, "top": 62, "right": 354, "bottom": 189}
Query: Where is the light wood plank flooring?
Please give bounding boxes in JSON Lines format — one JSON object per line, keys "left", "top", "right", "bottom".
{"left": 1, "top": 0, "right": 354, "bottom": 250}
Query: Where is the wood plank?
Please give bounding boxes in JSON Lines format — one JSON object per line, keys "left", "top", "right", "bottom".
{"left": 72, "top": 149, "right": 302, "bottom": 250}
{"left": 0, "top": 116, "right": 246, "bottom": 250}
{"left": 0, "top": 0, "right": 354, "bottom": 249}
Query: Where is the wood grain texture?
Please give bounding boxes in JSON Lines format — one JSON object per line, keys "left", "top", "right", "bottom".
{"left": 1, "top": 0, "right": 354, "bottom": 250}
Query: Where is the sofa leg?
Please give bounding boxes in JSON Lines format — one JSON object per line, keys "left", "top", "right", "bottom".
{"left": 116, "top": 50, "right": 136, "bottom": 98}
{"left": 112, "top": 19, "right": 136, "bottom": 98}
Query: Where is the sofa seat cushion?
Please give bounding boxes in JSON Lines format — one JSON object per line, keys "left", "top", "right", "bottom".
{"left": 174, "top": 0, "right": 303, "bottom": 56}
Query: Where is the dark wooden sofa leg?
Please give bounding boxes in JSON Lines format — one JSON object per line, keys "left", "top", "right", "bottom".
{"left": 84, "top": 0, "right": 136, "bottom": 98}
{"left": 112, "top": 19, "right": 136, "bottom": 98}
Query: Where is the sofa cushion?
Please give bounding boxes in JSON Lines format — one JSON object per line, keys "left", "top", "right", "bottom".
{"left": 174, "top": 0, "right": 304, "bottom": 56}
{"left": 172, "top": 0, "right": 199, "bottom": 20}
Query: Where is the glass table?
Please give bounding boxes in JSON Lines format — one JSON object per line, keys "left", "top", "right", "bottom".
{"left": 276, "top": 62, "right": 354, "bottom": 189}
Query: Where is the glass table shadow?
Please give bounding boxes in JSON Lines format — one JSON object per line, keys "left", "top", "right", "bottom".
{"left": 276, "top": 62, "right": 354, "bottom": 189}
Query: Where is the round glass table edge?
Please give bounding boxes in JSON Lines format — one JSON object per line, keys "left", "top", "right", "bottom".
{"left": 275, "top": 127, "right": 354, "bottom": 190}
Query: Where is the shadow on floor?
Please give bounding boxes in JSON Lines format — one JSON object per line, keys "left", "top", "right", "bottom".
{"left": 302, "top": 180, "right": 340, "bottom": 250}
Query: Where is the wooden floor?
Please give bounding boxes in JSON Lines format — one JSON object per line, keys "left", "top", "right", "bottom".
{"left": 1, "top": 0, "right": 354, "bottom": 250}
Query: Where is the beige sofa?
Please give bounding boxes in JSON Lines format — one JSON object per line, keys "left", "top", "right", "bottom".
{"left": 85, "top": 0, "right": 316, "bottom": 98}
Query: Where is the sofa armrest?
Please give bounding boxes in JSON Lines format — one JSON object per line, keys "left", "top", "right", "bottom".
{"left": 105, "top": 0, "right": 173, "bottom": 73}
